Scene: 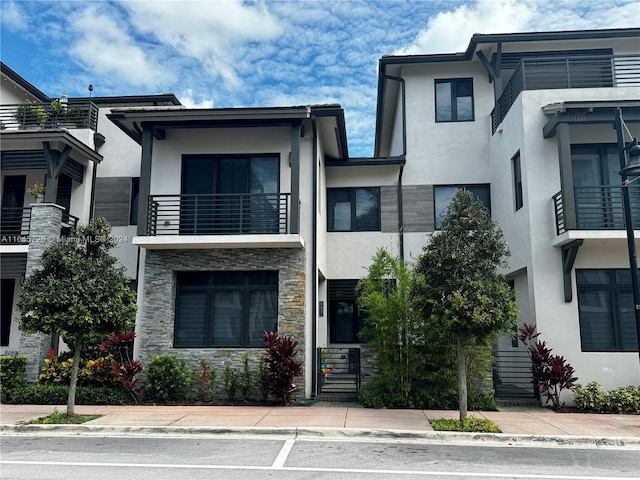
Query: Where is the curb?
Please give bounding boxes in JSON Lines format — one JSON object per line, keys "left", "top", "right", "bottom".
{"left": 2, "top": 424, "right": 639, "bottom": 449}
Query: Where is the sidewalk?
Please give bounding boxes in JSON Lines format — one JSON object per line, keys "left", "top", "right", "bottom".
{"left": 1, "top": 403, "right": 639, "bottom": 447}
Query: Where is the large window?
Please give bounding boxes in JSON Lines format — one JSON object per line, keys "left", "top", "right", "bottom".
{"left": 435, "top": 78, "right": 474, "bottom": 122}
{"left": 175, "top": 271, "right": 278, "bottom": 348}
{"left": 328, "top": 280, "right": 367, "bottom": 343}
{"left": 433, "top": 184, "right": 491, "bottom": 229}
{"left": 577, "top": 269, "right": 638, "bottom": 352}
{"left": 327, "top": 187, "right": 380, "bottom": 232}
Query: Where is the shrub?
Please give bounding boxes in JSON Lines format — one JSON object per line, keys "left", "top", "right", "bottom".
{"left": 99, "top": 331, "right": 143, "bottom": 401}
{"left": 29, "top": 409, "right": 100, "bottom": 424}
{"left": 10, "top": 385, "right": 129, "bottom": 405}
{"left": 145, "top": 354, "right": 193, "bottom": 401}
{"left": 263, "top": 332, "right": 303, "bottom": 405}
{"left": 574, "top": 382, "right": 640, "bottom": 413}
{"left": 257, "top": 353, "right": 270, "bottom": 402}
{"left": 239, "top": 353, "right": 253, "bottom": 400}
{"left": 222, "top": 364, "right": 238, "bottom": 401}
{"left": 14, "top": 100, "right": 47, "bottom": 127}
{"left": 0, "top": 355, "right": 27, "bottom": 395}
{"left": 194, "top": 360, "right": 216, "bottom": 402}
{"left": 518, "top": 323, "right": 578, "bottom": 409}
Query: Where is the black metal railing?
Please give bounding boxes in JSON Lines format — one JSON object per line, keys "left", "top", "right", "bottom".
{"left": 146, "top": 193, "right": 290, "bottom": 236}
{"left": 0, "top": 207, "right": 31, "bottom": 244}
{"left": 61, "top": 213, "right": 79, "bottom": 238}
{"left": 493, "top": 350, "right": 538, "bottom": 400}
{"left": 316, "top": 347, "right": 361, "bottom": 400}
{"left": 491, "top": 54, "right": 640, "bottom": 133}
{"left": 0, "top": 101, "right": 98, "bottom": 131}
{"left": 553, "top": 185, "right": 640, "bottom": 234}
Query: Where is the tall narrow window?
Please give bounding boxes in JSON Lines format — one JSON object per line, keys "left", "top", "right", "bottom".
{"left": 512, "top": 151, "right": 523, "bottom": 211}
{"left": 129, "top": 177, "right": 140, "bottom": 225}
{"left": 435, "top": 78, "right": 474, "bottom": 122}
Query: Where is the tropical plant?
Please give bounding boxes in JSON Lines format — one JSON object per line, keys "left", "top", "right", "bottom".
{"left": 145, "top": 354, "right": 193, "bottom": 401}
{"left": 518, "top": 323, "right": 578, "bottom": 409}
{"left": 222, "top": 364, "right": 238, "bottom": 400}
{"left": 263, "top": 331, "right": 303, "bottom": 405}
{"left": 14, "top": 100, "right": 47, "bottom": 127}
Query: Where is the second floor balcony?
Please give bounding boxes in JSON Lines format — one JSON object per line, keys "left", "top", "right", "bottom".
{"left": 0, "top": 101, "right": 98, "bottom": 132}
{"left": 491, "top": 54, "right": 640, "bottom": 133}
{"left": 0, "top": 206, "right": 79, "bottom": 246}
{"left": 552, "top": 185, "right": 640, "bottom": 235}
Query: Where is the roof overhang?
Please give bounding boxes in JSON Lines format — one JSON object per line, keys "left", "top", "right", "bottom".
{"left": 1, "top": 62, "right": 49, "bottom": 102}
{"left": 0, "top": 130, "right": 103, "bottom": 164}
{"left": 542, "top": 100, "right": 640, "bottom": 138}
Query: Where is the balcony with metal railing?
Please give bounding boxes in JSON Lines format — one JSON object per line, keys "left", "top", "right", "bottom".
{"left": 146, "top": 193, "right": 290, "bottom": 236}
{"left": 491, "top": 54, "right": 640, "bottom": 134}
{"left": 0, "top": 101, "right": 98, "bottom": 131}
{"left": 0, "top": 207, "right": 79, "bottom": 245}
{"left": 552, "top": 185, "right": 640, "bottom": 235}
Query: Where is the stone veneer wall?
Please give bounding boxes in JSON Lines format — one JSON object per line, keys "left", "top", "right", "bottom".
{"left": 139, "top": 247, "right": 307, "bottom": 398}
{"left": 19, "top": 204, "right": 63, "bottom": 382}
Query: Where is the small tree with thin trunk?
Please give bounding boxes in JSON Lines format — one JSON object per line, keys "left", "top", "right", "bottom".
{"left": 18, "top": 218, "right": 136, "bottom": 417}
{"left": 415, "top": 189, "right": 518, "bottom": 420}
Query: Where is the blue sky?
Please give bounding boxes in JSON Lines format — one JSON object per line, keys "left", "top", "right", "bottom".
{"left": 1, "top": 0, "right": 639, "bottom": 157}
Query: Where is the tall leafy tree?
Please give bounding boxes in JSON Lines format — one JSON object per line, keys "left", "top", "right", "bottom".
{"left": 415, "top": 189, "right": 518, "bottom": 420}
{"left": 18, "top": 218, "right": 136, "bottom": 417}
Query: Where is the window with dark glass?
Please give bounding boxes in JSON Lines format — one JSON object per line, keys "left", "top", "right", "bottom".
{"left": 328, "top": 280, "right": 367, "bottom": 343}
{"left": 435, "top": 78, "right": 474, "bottom": 122}
{"left": 181, "top": 155, "right": 280, "bottom": 234}
{"left": 175, "top": 271, "right": 278, "bottom": 348}
{"left": 512, "top": 152, "right": 523, "bottom": 211}
{"left": 327, "top": 187, "right": 380, "bottom": 232}
{"left": 129, "top": 177, "right": 140, "bottom": 225}
{"left": 577, "top": 269, "right": 638, "bottom": 352}
{"left": 433, "top": 184, "right": 491, "bottom": 229}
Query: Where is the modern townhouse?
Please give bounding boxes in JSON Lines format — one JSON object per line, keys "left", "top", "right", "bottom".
{"left": 1, "top": 27, "right": 639, "bottom": 403}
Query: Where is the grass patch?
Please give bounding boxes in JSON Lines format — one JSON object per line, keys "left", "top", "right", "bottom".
{"left": 28, "top": 409, "right": 101, "bottom": 425}
{"left": 430, "top": 417, "right": 501, "bottom": 433}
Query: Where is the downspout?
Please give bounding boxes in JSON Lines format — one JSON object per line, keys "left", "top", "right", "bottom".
{"left": 311, "top": 114, "right": 319, "bottom": 397}
{"left": 382, "top": 72, "right": 407, "bottom": 260}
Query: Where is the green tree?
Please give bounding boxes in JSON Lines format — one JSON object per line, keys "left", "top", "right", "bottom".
{"left": 18, "top": 218, "right": 136, "bottom": 417}
{"left": 415, "top": 189, "right": 518, "bottom": 420}
{"left": 357, "top": 248, "right": 426, "bottom": 401}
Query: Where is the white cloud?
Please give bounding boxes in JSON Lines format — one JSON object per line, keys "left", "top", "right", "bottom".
{"left": 120, "top": 0, "right": 282, "bottom": 89}
{"left": 68, "top": 5, "right": 173, "bottom": 89}
{"left": 179, "top": 89, "right": 214, "bottom": 108}
{"left": 1, "top": 0, "right": 28, "bottom": 31}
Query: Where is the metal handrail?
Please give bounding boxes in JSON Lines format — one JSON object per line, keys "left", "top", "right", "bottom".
{"left": 146, "top": 193, "right": 290, "bottom": 236}
{"left": 553, "top": 185, "right": 640, "bottom": 234}
{"left": 0, "top": 101, "right": 98, "bottom": 131}
{"left": 0, "top": 207, "right": 31, "bottom": 244}
{"left": 491, "top": 54, "right": 640, "bottom": 133}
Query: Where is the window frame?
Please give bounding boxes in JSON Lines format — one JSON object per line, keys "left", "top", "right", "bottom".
{"left": 433, "top": 184, "right": 491, "bottom": 230}
{"left": 327, "top": 187, "right": 381, "bottom": 232}
{"left": 512, "top": 151, "right": 523, "bottom": 211}
{"left": 435, "top": 78, "right": 475, "bottom": 123}
{"left": 174, "top": 271, "right": 278, "bottom": 348}
{"left": 576, "top": 268, "right": 638, "bottom": 352}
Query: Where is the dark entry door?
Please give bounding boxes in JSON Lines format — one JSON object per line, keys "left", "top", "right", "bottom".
{"left": 1, "top": 176, "right": 26, "bottom": 239}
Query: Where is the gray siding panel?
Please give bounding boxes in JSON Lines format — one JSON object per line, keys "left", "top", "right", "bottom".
{"left": 94, "top": 177, "right": 131, "bottom": 227}
{"left": 402, "top": 185, "right": 434, "bottom": 232}
{"left": 1, "top": 254, "right": 27, "bottom": 278}
{"left": 380, "top": 185, "right": 399, "bottom": 233}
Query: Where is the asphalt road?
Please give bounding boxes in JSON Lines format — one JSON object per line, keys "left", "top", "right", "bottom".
{"left": 1, "top": 434, "right": 638, "bottom": 480}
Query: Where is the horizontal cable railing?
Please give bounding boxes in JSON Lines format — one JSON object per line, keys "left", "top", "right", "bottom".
{"left": 553, "top": 185, "right": 640, "bottom": 234}
{"left": 491, "top": 54, "right": 640, "bottom": 133}
{"left": 0, "top": 207, "right": 31, "bottom": 244}
{"left": 0, "top": 101, "right": 98, "bottom": 131}
{"left": 146, "top": 193, "right": 290, "bottom": 236}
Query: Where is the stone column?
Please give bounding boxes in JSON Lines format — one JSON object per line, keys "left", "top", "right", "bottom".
{"left": 19, "top": 203, "right": 64, "bottom": 382}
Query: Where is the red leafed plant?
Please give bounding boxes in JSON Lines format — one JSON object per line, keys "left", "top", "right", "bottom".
{"left": 99, "top": 331, "right": 143, "bottom": 401}
{"left": 518, "top": 323, "right": 578, "bottom": 409}
{"left": 263, "top": 331, "right": 303, "bottom": 405}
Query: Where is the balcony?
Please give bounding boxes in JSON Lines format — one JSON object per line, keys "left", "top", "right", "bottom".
{"left": 0, "top": 101, "right": 98, "bottom": 132}
{"left": 491, "top": 54, "right": 640, "bottom": 133}
{"left": 0, "top": 207, "right": 79, "bottom": 245}
{"left": 552, "top": 185, "right": 640, "bottom": 235}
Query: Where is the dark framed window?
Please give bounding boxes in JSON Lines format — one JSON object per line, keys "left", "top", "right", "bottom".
{"left": 512, "top": 152, "right": 523, "bottom": 211}
{"left": 328, "top": 280, "right": 367, "bottom": 343}
{"left": 433, "top": 184, "right": 491, "bottom": 229}
{"left": 129, "top": 177, "right": 140, "bottom": 225}
{"left": 577, "top": 269, "right": 638, "bottom": 352}
{"left": 175, "top": 271, "right": 278, "bottom": 348}
{"left": 327, "top": 187, "right": 380, "bottom": 232}
{"left": 435, "top": 78, "right": 474, "bottom": 122}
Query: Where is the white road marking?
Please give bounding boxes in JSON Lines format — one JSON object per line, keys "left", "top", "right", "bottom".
{"left": 272, "top": 438, "right": 295, "bottom": 468}
{"left": 0, "top": 460, "right": 635, "bottom": 480}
